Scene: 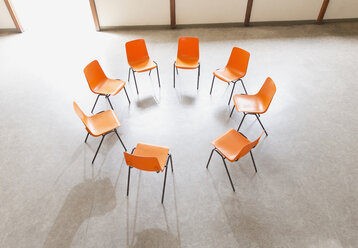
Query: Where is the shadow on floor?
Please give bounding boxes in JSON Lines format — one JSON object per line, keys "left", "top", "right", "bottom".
{"left": 131, "top": 228, "right": 180, "bottom": 248}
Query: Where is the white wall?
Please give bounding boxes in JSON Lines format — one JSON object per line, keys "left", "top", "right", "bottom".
{"left": 95, "top": 0, "right": 170, "bottom": 27}
{"left": 325, "top": 0, "right": 358, "bottom": 19}
{"left": 176, "top": 0, "right": 246, "bottom": 25}
{"left": 0, "top": 0, "right": 15, "bottom": 29}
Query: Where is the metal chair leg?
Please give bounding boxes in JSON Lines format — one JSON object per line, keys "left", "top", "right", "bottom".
{"left": 114, "top": 129, "right": 127, "bottom": 151}
{"left": 240, "top": 79, "right": 248, "bottom": 94}
{"left": 132, "top": 70, "right": 139, "bottom": 95}
{"left": 149, "top": 70, "right": 152, "bottom": 76}
{"left": 237, "top": 113, "right": 247, "bottom": 131}
{"left": 210, "top": 75, "right": 215, "bottom": 95}
{"left": 123, "top": 86, "right": 131, "bottom": 104}
{"left": 91, "top": 95, "right": 100, "bottom": 114}
{"left": 106, "top": 96, "right": 114, "bottom": 110}
{"left": 169, "top": 154, "right": 173, "bottom": 172}
{"left": 230, "top": 105, "right": 235, "bottom": 117}
{"left": 161, "top": 163, "right": 169, "bottom": 204}
{"left": 128, "top": 68, "right": 131, "bottom": 82}
{"left": 84, "top": 132, "right": 90, "bottom": 143}
{"left": 197, "top": 63, "right": 200, "bottom": 90}
{"left": 255, "top": 114, "right": 268, "bottom": 136}
{"left": 127, "top": 166, "right": 131, "bottom": 196}
{"left": 154, "top": 62, "right": 161, "bottom": 88}
{"left": 222, "top": 157, "right": 235, "bottom": 192}
{"left": 206, "top": 149, "right": 215, "bottom": 168}
{"left": 92, "top": 135, "right": 105, "bottom": 164}
{"left": 228, "top": 81, "right": 236, "bottom": 105}
{"left": 176, "top": 67, "right": 178, "bottom": 75}
{"left": 173, "top": 63, "right": 176, "bottom": 88}
{"left": 250, "top": 151, "right": 257, "bottom": 173}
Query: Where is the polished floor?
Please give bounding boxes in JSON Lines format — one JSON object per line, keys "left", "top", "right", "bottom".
{"left": 0, "top": 22, "right": 357, "bottom": 248}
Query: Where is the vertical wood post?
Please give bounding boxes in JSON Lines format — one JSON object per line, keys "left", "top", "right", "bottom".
{"left": 4, "top": 0, "right": 23, "bottom": 33}
{"left": 317, "top": 0, "right": 330, "bottom": 24}
{"left": 244, "top": 0, "right": 254, "bottom": 26}
{"left": 89, "top": 0, "right": 100, "bottom": 31}
{"left": 170, "top": 0, "right": 176, "bottom": 28}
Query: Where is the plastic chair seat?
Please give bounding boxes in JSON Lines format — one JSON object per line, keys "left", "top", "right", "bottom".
{"left": 175, "top": 57, "right": 199, "bottom": 69}
{"left": 211, "top": 129, "right": 251, "bottom": 162}
{"left": 233, "top": 94, "right": 267, "bottom": 114}
{"left": 130, "top": 59, "right": 157, "bottom": 72}
{"left": 214, "top": 67, "right": 245, "bottom": 83}
{"left": 87, "top": 110, "right": 121, "bottom": 137}
{"left": 133, "top": 143, "right": 169, "bottom": 170}
{"left": 93, "top": 78, "right": 126, "bottom": 96}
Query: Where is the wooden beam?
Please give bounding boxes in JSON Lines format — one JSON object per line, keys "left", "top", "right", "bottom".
{"left": 170, "top": 0, "right": 176, "bottom": 28}
{"left": 89, "top": 0, "right": 100, "bottom": 31}
{"left": 4, "top": 0, "right": 23, "bottom": 33}
{"left": 317, "top": 0, "right": 330, "bottom": 24}
{"left": 244, "top": 0, "right": 254, "bottom": 26}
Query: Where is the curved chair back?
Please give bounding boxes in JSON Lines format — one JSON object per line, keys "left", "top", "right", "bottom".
{"left": 257, "top": 77, "right": 277, "bottom": 111}
{"left": 125, "top": 39, "right": 150, "bottom": 65}
{"left": 84, "top": 60, "right": 107, "bottom": 91}
{"left": 236, "top": 132, "right": 264, "bottom": 160}
{"left": 177, "top": 37, "right": 199, "bottom": 60}
{"left": 73, "top": 101, "right": 87, "bottom": 122}
{"left": 124, "top": 152, "right": 162, "bottom": 172}
{"left": 227, "top": 47, "right": 250, "bottom": 76}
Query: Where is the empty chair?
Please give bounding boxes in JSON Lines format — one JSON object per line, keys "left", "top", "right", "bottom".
{"left": 73, "top": 102, "right": 127, "bottom": 164}
{"left": 125, "top": 39, "right": 161, "bottom": 94}
{"left": 230, "top": 77, "right": 276, "bottom": 136}
{"left": 206, "top": 129, "right": 263, "bottom": 191}
{"left": 210, "top": 47, "right": 250, "bottom": 105}
{"left": 173, "top": 37, "right": 200, "bottom": 89}
{"left": 124, "top": 143, "right": 173, "bottom": 204}
{"left": 84, "top": 60, "right": 130, "bottom": 114}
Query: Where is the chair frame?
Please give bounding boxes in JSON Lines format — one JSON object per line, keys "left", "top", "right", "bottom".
{"left": 91, "top": 86, "right": 130, "bottom": 114}
{"left": 230, "top": 109, "right": 268, "bottom": 136}
{"left": 206, "top": 133, "right": 257, "bottom": 192}
{"left": 127, "top": 61, "right": 161, "bottom": 95}
{"left": 126, "top": 148, "right": 174, "bottom": 204}
{"left": 210, "top": 76, "right": 248, "bottom": 105}
{"left": 173, "top": 62, "right": 200, "bottom": 90}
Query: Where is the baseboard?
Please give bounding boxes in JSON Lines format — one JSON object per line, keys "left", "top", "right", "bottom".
{"left": 0, "top": 28, "right": 18, "bottom": 34}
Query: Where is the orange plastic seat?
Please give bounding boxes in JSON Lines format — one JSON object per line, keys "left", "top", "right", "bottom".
{"left": 230, "top": 77, "right": 276, "bottom": 136}
{"left": 84, "top": 60, "right": 130, "bottom": 113}
{"left": 124, "top": 143, "right": 173, "bottom": 203}
{"left": 210, "top": 47, "right": 250, "bottom": 105}
{"left": 206, "top": 129, "right": 263, "bottom": 191}
{"left": 73, "top": 102, "right": 127, "bottom": 164}
{"left": 125, "top": 39, "right": 161, "bottom": 94}
{"left": 173, "top": 37, "right": 200, "bottom": 89}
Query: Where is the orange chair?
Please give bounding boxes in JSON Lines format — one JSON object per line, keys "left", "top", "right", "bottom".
{"left": 230, "top": 77, "right": 276, "bottom": 136}
{"left": 73, "top": 102, "right": 127, "bottom": 164}
{"left": 210, "top": 47, "right": 250, "bottom": 105}
{"left": 173, "top": 37, "right": 200, "bottom": 89}
{"left": 125, "top": 39, "right": 161, "bottom": 94}
{"left": 206, "top": 129, "right": 263, "bottom": 191}
{"left": 84, "top": 60, "right": 130, "bottom": 114}
{"left": 124, "top": 143, "right": 173, "bottom": 204}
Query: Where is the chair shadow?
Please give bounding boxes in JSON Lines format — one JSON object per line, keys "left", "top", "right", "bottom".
{"left": 42, "top": 178, "right": 116, "bottom": 248}
{"left": 130, "top": 228, "right": 180, "bottom": 248}
{"left": 136, "top": 96, "right": 158, "bottom": 109}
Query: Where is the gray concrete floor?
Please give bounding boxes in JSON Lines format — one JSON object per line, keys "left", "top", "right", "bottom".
{"left": 0, "top": 22, "right": 357, "bottom": 248}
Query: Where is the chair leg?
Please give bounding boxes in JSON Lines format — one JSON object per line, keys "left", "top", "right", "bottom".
{"left": 127, "top": 166, "right": 131, "bottom": 196}
{"left": 84, "top": 132, "right": 90, "bottom": 143}
{"left": 92, "top": 135, "right": 105, "bottom": 164}
{"left": 210, "top": 75, "right": 215, "bottom": 95}
{"left": 228, "top": 81, "right": 236, "bottom": 105}
{"left": 106, "top": 96, "right": 114, "bottom": 110}
{"left": 221, "top": 157, "right": 235, "bottom": 192}
{"left": 123, "top": 86, "right": 131, "bottom": 104}
{"left": 149, "top": 70, "right": 152, "bottom": 76}
{"left": 91, "top": 95, "right": 100, "bottom": 114}
{"left": 132, "top": 70, "right": 139, "bottom": 95}
{"left": 230, "top": 105, "right": 235, "bottom": 117}
{"left": 173, "top": 63, "right": 176, "bottom": 88}
{"left": 114, "top": 129, "right": 127, "bottom": 151}
{"left": 250, "top": 151, "right": 258, "bottom": 173}
{"left": 169, "top": 154, "right": 173, "bottom": 172}
{"left": 197, "top": 64, "right": 200, "bottom": 90}
{"left": 161, "top": 163, "right": 169, "bottom": 204}
{"left": 240, "top": 79, "right": 248, "bottom": 94}
{"left": 154, "top": 62, "right": 161, "bottom": 88}
{"left": 176, "top": 67, "right": 178, "bottom": 75}
{"left": 237, "top": 113, "right": 247, "bottom": 131}
{"left": 206, "top": 149, "right": 215, "bottom": 168}
{"left": 128, "top": 68, "right": 131, "bottom": 82}
{"left": 255, "top": 114, "right": 268, "bottom": 136}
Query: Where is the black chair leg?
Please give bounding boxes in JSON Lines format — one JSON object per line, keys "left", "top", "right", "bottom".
{"left": 206, "top": 149, "right": 215, "bottom": 168}
{"left": 114, "top": 129, "right": 127, "bottom": 151}
{"left": 197, "top": 64, "right": 200, "bottom": 90}
{"left": 128, "top": 68, "right": 131, "bottom": 82}
{"left": 210, "top": 75, "right": 215, "bottom": 95}
{"left": 106, "top": 96, "right": 114, "bottom": 110}
{"left": 92, "top": 135, "right": 105, "bottom": 164}
{"left": 161, "top": 163, "right": 169, "bottom": 204}
{"left": 237, "top": 113, "right": 247, "bottom": 131}
{"left": 132, "top": 70, "right": 139, "bottom": 95}
{"left": 250, "top": 151, "right": 257, "bottom": 173}
{"left": 149, "top": 70, "right": 152, "bottom": 76}
{"left": 127, "top": 166, "right": 131, "bottom": 196}
{"left": 155, "top": 62, "right": 161, "bottom": 88}
{"left": 123, "top": 86, "right": 131, "bottom": 104}
{"left": 173, "top": 63, "right": 176, "bottom": 88}
{"left": 240, "top": 79, "right": 248, "bottom": 94}
{"left": 255, "top": 114, "right": 268, "bottom": 136}
{"left": 230, "top": 105, "right": 235, "bottom": 117}
{"left": 228, "top": 81, "right": 236, "bottom": 105}
{"left": 169, "top": 154, "right": 173, "bottom": 172}
{"left": 91, "top": 95, "right": 100, "bottom": 114}
{"left": 84, "top": 132, "right": 90, "bottom": 143}
{"left": 222, "top": 157, "right": 235, "bottom": 192}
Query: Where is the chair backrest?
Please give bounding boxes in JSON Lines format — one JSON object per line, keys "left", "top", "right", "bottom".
{"left": 83, "top": 60, "right": 107, "bottom": 91}
{"left": 125, "top": 39, "right": 150, "bottom": 65}
{"left": 226, "top": 47, "right": 250, "bottom": 76}
{"left": 124, "top": 152, "right": 162, "bottom": 172}
{"left": 257, "top": 77, "right": 277, "bottom": 110}
{"left": 177, "top": 37, "right": 199, "bottom": 60}
{"left": 73, "top": 101, "right": 87, "bottom": 121}
{"left": 236, "top": 131, "right": 264, "bottom": 160}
